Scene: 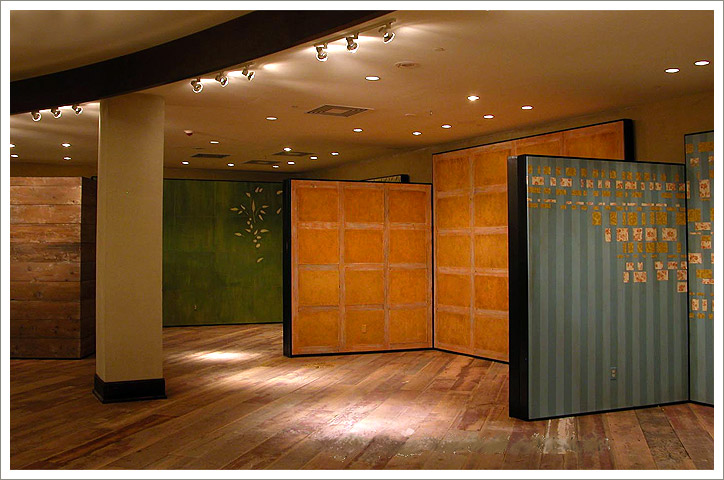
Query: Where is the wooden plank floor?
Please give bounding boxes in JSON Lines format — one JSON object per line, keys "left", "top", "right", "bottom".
{"left": 10, "top": 324, "right": 714, "bottom": 470}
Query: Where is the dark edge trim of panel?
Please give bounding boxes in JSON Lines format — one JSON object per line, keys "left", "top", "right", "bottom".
{"left": 623, "top": 118, "right": 635, "bottom": 161}
{"left": 282, "top": 178, "right": 294, "bottom": 357}
{"left": 434, "top": 119, "right": 633, "bottom": 157}
{"left": 291, "top": 177, "right": 431, "bottom": 186}
{"left": 526, "top": 399, "right": 692, "bottom": 422}
{"left": 10, "top": 352, "right": 95, "bottom": 360}
{"left": 507, "top": 154, "right": 530, "bottom": 420}
{"left": 430, "top": 181, "right": 435, "bottom": 351}
{"left": 92, "top": 374, "right": 166, "bottom": 404}
{"left": 435, "top": 348, "right": 509, "bottom": 364}
{"left": 683, "top": 133, "right": 692, "bottom": 402}
{"left": 11, "top": 11, "right": 392, "bottom": 114}
{"left": 163, "top": 178, "right": 287, "bottom": 185}
{"left": 163, "top": 321, "right": 282, "bottom": 328}
{"left": 289, "top": 347, "right": 432, "bottom": 358}
{"left": 689, "top": 399, "right": 714, "bottom": 408}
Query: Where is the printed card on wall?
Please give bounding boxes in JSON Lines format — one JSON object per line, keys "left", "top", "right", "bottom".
{"left": 163, "top": 179, "right": 283, "bottom": 326}
{"left": 685, "top": 131, "right": 714, "bottom": 405}
{"left": 523, "top": 156, "right": 688, "bottom": 419}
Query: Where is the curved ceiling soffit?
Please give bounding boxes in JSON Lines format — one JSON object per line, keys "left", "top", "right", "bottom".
{"left": 10, "top": 10, "right": 391, "bottom": 115}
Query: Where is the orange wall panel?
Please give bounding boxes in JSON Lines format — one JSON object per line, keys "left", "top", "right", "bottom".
{"left": 290, "top": 180, "right": 431, "bottom": 355}
{"left": 434, "top": 120, "right": 628, "bottom": 362}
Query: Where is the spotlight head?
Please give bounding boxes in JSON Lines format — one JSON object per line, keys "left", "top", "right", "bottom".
{"left": 346, "top": 36, "right": 359, "bottom": 53}
{"left": 31, "top": 111, "right": 41, "bottom": 122}
{"left": 241, "top": 67, "right": 255, "bottom": 81}
{"left": 380, "top": 24, "right": 395, "bottom": 43}
{"left": 51, "top": 107, "right": 62, "bottom": 118}
{"left": 315, "top": 45, "right": 328, "bottom": 62}
{"left": 72, "top": 104, "right": 83, "bottom": 115}
{"left": 246, "top": 71, "right": 255, "bottom": 81}
{"left": 191, "top": 78, "right": 203, "bottom": 94}
{"left": 215, "top": 72, "right": 229, "bottom": 87}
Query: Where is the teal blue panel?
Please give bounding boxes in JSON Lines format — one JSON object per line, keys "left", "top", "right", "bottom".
{"left": 163, "top": 179, "right": 283, "bottom": 326}
{"left": 685, "top": 131, "right": 714, "bottom": 405}
{"left": 525, "top": 157, "right": 688, "bottom": 419}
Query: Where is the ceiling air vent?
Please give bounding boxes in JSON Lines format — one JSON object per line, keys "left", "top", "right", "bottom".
{"left": 306, "top": 104, "right": 371, "bottom": 117}
{"left": 244, "top": 160, "right": 279, "bottom": 165}
{"left": 272, "top": 150, "right": 314, "bottom": 157}
{"left": 190, "top": 153, "right": 230, "bottom": 159}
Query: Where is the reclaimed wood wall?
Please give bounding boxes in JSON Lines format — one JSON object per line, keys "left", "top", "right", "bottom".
{"left": 10, "top": 177, "right": 96, "bottom": 358}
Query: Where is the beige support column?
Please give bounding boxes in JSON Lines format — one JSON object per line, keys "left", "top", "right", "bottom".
{"left": 93, "top": 94, "right": 166, "bottom": 403}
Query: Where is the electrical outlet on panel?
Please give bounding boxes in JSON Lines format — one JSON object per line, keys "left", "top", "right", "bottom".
{"left": 362, "top": 324, "right": 367, "bottom": 333}
{"left": 610, "top": 367, "right": 617, "bottom": 380}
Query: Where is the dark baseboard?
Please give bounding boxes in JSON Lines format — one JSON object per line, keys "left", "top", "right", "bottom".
{"left": 93, "top": 374, "right": 166, "bottom": 404}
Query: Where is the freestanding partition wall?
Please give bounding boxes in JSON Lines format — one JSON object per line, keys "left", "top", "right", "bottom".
{"left": 685, "top": 131, "right": 714, "bottom": 405}
{"left": 508, "top": 154, "right": 689, "bottom": 420}
{"left": 284, "top": 179, "right": 432, "bottom": 356}
{"left": 433, "top": 120, "right": 632, "bottom": 362}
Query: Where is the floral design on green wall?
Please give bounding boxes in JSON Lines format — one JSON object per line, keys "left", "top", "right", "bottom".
{"left": 230, "top": 186, "right": 283, "bottom": 263}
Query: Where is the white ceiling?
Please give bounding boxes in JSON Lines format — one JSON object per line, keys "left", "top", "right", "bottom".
{"left": 9, "top": 10, "right": 714, "bottom": 174}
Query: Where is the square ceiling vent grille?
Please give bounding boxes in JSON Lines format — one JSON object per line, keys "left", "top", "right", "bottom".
{"left": 306, "top": 105, "right": 371, "bottom": 117}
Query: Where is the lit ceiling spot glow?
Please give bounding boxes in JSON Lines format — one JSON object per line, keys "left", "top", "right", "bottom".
{"left": 665, "top": 68, "right": 680, "bottom": 73}
{"left": 521, "top": 105, "right": 533, "bottom": 110}
{"left": 331, "top": 152, "right": 339, "bottom": 156}
{"left": 227, "top": 163, "right": 235, "bottom": 167}
{"left": 310, "top": 156, "right": 318, "bottom": 160}
{"left": 353, "top": 128, "right": 363, "bottom": 132}
{"left": 283, "top": 147, "right": 292, "bottom": 152}
{"left": 61, "top": 143, "right": 71, "bottom": 147}
{"left": 63, "top": 156, "right": 71, "bottom": 160}
{"left": 694, "top": 60, "right": 710, "bottom": 66}
{"left": 467, "top": 95, "right": 479, "bottom": 101}
{"left": 441, "top": 124, "right": 452, "bottom": 129}
{"left": 209, "top": 140, "right": 220, "bottom": 144}
{"left": 412, "top": 131, "right": 422, "bottom": 136}
{"left": 182, "top": 161, "right": 189, "bottom": 165}
{"left": 266, "top": 116, "right": 278, "bottom": 121}
{"left": 288, "top": 161, "right": 295, "bottom": 165}
{"left": 483, "top": 114, "right": 495, "bottom": 119}
{"left": 365, "top": 76, "right": 380, "bottom": 81}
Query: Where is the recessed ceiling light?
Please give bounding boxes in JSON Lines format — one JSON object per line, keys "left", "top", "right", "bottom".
{"left": 266, "top": 116, "right": 278, "bottom": 121}
{"left": 521, "top": 105, "right": 533, "bottom": 110}
{"left": 483, "top": 114, "right": 495, "bottom": 119}
{"left": 227, "top": 163, "right": 235, "bottom": 167}
{"left": 365, "top": 76, "right": 380, "bottom": 81}
{"left": 11, "top": 154, "right": 18, "bottom": 158}
{"left": 694, "top": 60, "right": 710, "bottom": 66}
{"left": 50, "top": 107, "right": 62, "bottom": 118}
{"left": 272, "top": 164, "right": 279, "bottom": 168}
{"left": 467, "top": 95, "right": 480, "bottom": 101}
{"left": 63, "top": 156, "right": 71, "bottom": 161}
{"left": 310, "top": 156, "right": 318, "bottom": 160}
{"left": 209, "top": 140, "right": 219, "bottom": 144}
{"left": 182, "top": 161, "right": 189, "bottom": 165}
{"left": 283, "top": 147, "right": 292, "bottom": 152}
{"left": 61, "top": 143, "right": 71, "bottom": 147}
{"left": 331, "top": 152, "right": 339, "bottom": 156}
{"left": 288, "top": 161, "right": 295, "bottom": 165}
{"left": 665, "top": 68, "right": 680, "bottom": 74}
{"left": 412, "top": 131, "right": 422, "bottom": 136}
{"left": 441, "top": 124, "right": 452, "bottom": 129}
{"left": 353, "top": 128, "right": 363, "bottom": 133}
{"left": 10, "top": 143, "right": 15, "bottom": 148}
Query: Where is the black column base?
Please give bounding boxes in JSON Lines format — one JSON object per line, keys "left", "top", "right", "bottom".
{"left": 93, "top": 374, "right": 166, "bottom": 403}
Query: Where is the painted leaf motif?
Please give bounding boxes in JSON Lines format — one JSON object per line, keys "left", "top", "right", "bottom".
{"left": 255, "top": 243, "right": 260, "bottom": 248}
{"left": 230, "top": 207, "right": 239, "bottom": 211}
{"left": 245, "top": 228, "right": 252, "bottom": 233}
{"left": 256, "top": 257, "right": 264, "bottom": 263}
{"left": 276, "top": 190, "right": 282, "bottom": 195}
{"left": 246, "top": 192, "right": 251, "bottom": 197}
{"left": 276, "top": 208, "right": 282, "bottom": 214}
{"left": 260, "top": 229, "right": 269, "bottom": 233}
{"left": 234, "top": 232, "right": 242, "bottom": 236}
{"left": 251, "top": 199, "right": 255, "bottom": 211}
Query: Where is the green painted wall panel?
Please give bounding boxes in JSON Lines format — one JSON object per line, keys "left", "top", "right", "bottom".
{"left": 163, "top": 179, "right": 283, "bottom": 326}
{"left": 524, "top": 156, "right": 688, "bottom": 419}
{"left": 685, "top": 131, "right": 714, "bottom": 405}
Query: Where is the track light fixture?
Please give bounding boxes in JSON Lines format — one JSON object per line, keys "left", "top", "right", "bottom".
{"left": 72, "top": 104, "right": 83, "bottom": 115}
{"left": 191, "top": 78, "right": 203, "bottom": 94}
{"left": 240, "top": 66, "right": 255, "bottom": 81}
{"left": 346, "top": 35, "right": 359, "bottom": 53}
{"left": 315, "top": 44, "right": 328, "bottom": 62}
{"left": 31, "top": 111, "right": 41, "bottom": 122}
{"left": 380, "top": 23, "right": 395, "bottom": 43}
{"left": 51, "top": 107, "right": 62, "bottom": 118}
{"left": 215, "top": 72, "right": 229, "bottom": 87}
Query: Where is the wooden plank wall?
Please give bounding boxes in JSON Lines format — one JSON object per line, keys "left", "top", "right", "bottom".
{"left": 290, "top": 180, "right": 432, "bottom": 355}
{"left": 10, "top": 177, "right": 96, "bottom": 358}
{"left": 433, "top": 121, "right": 628, "bottom": 362}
